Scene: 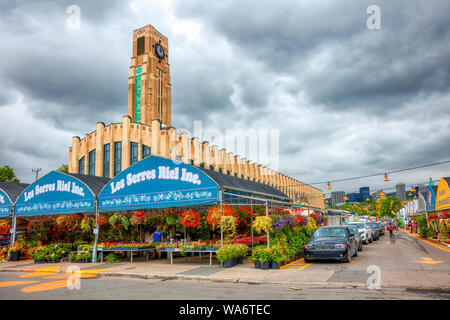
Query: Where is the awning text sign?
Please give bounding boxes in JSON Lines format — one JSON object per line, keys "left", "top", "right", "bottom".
{"left": 0, "top": 188, "right": 12, "bottom": 217}
{"left": 98, "top": 156, "right": 219, "bottom": 211}
{"left": 15, "top": 171, "right": 95, "bottom": 216}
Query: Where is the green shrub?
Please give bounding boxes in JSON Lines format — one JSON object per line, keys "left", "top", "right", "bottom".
{"left": 105, "top": 253, "right": 121, "bottom": 263}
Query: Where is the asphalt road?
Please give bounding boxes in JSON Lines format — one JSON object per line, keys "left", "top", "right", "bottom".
{"left": 0, "top": 229, "right": 449, "bottom": 300}
{"left": 0, "top": 272, "right": 449, "bottom": 300}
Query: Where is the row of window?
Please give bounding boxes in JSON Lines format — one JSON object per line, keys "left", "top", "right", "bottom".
{"left": 78, "top": 142, "right": 151, "bottom": 177}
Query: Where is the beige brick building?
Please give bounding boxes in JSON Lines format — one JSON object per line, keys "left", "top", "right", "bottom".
{"left": 68, "top": 25, "right": 324, "bottom": 209}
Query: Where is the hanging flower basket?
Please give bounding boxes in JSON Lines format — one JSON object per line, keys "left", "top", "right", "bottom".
{"left": 181, "top": 210, "right": 201, "bottom": 228}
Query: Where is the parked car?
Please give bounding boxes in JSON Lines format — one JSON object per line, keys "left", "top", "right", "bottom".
{"left": 367, "top": 222, "right": 380, "bottom": 240}
{"left": 375, "top": 222, "right": 385, "bottom": 235}
{"left": 350, "top": 221, "right": 373, "bottom": 244}
{"left": 346, "top": 224, "right": 363, "bottom": 251}
{"left": 304, "top": 226, "right": 358, "bottom": 263}
{"left": 348, "top": 222, "right": 370, "bottom": 246}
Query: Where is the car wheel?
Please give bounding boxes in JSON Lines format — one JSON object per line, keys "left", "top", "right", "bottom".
{"left": 345, "top": 248, "right": 352, "bottom": 262}
{"left": 363, "top": 240, "right": 367, "bottom": 245}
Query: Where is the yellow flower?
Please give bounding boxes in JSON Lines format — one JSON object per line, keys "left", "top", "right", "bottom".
{"left": 51, "top": 253, "right": 55, "bottom": 257}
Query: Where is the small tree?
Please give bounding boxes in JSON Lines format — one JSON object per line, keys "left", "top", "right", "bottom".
{"left": 375, "top": 197, "right": 402, "bottom": 218}
{"left": 56, "top": 164, "right": 69, "bottom": 173}
{"left": 0, "top": 165, "right": 20, "bottom": 182}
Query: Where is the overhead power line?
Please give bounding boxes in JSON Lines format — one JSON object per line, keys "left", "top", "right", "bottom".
{"left": 307, "top": 160, "right": 450, "bottom": 185}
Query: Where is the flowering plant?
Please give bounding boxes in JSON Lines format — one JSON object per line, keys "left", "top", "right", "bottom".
{"left": 220, "top": 216, "right": 237, "bottom": 239}
{"left": 231, "top": 236, "right": 267, "bottom": 245}
{"left": 271, "top": 215, "right": 296, "bottom": 232}
{"left": 130, "top": 210, "right": 146, "bottom": 226}
{"left": 233, "top": 206, "right": 255, "bottom": 228}
{"left": 252, "top": 216, "right": 272, "bottom": 234}
{"left": 295, "top": 215, "right": 306, "bottom": 226}
{"left": 181, "top": 210, "right": 201, "bottom": 228}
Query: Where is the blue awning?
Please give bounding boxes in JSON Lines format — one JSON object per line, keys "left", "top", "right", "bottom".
{"left": 14, "top": 171, "right": 103, "bottom": 217}
{"left": 0, "top": 182, "right": 29, "bottom": 217}
{"left": 98, "top": 156, "right": 219, "bottom": 212}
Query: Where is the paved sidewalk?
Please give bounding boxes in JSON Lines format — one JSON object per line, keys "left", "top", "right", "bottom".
{"left": 1, "top": 232, "right": 449, "bottom": 292}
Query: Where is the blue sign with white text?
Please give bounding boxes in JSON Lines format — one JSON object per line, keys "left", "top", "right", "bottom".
{"left": 426, "top": 185, "right": 436, "bottom": 212}
{"left": 98, "top": 156, "right": 219, "bottom": 212}
{"left": 0, "top": 188, "right": 12, "bottom": 217}
{"left": 15, "top": 171, "right": 96, "bottom": 216}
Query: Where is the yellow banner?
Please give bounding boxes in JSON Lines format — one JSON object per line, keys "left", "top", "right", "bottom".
{"left": 436, "top": 178, "right": 450, "bottom": 211}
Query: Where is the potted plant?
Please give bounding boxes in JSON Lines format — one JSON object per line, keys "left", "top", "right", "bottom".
{"left": 259, "top": 248, "right": 271, "bottom": 270}
{"left": 269, "top": 245, "right": 287, "bottom": 269}
{"left": 217, "top": 244, "right": 239, "bottom": 268}
{"left": 235, "top": 244, "right": 248, "bottom": 264}
{"left": 8, "top": 246, "right": 22, "bottom": 261}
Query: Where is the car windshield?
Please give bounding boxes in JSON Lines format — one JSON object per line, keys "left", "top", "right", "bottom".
{"left": 347, "top": 226, "right": 358, "bottom": 233}
{"left": 313, "top": 227, "right": 347, "bottom": 238}
{"left": 350, "top": 223, "right": 365, "bottom": 229}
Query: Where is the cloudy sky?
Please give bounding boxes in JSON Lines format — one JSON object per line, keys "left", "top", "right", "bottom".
{"left": 1, "top": 0, "right": 449, "bottom": 196}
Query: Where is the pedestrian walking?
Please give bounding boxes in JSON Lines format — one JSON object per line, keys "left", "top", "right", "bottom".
{"left": 388, "top": 223, "right": 394, "bottom": 238}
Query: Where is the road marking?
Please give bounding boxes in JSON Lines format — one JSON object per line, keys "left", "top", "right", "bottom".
{"left": 415, "top": 257, "right": 444, "bottom": 265}
{"left": 280, "top": 258, "right": 304, "bottom": 269}
{"left": 19, "top": 266, "right": 60, "bottom": 278}
{"left": 403, "top": 231, "right": 450, "bottom": 253}
{"left": 342, "top": 261, "right": 358, "bottom": 264}
{"left": 21, "top": 279, "right": 80, "bottom": 293}
{"left": 297, "top": 263, "right": 312, "bottom": 271}
{"left": 0, "top": 280, "right": 40, "bottom": 288}
{"left": 42, "top": 268, "right": 113, "bottom": 279}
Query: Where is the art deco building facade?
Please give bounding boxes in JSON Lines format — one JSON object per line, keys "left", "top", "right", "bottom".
{"left": 68, "top": 25, "right": 324, "bottom": 208}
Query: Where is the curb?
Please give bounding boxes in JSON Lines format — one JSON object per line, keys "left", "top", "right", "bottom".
{"left": 2, "top": 268, "right": 450, "bottom": 293}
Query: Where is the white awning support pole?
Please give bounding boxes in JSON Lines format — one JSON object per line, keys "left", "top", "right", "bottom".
{"left": 92, "top": 199, "right": 99, "bottom": 263}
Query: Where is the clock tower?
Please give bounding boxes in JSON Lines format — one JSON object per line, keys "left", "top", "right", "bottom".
{"left": 128, "top": 25, "right": 171, "bottom": 127}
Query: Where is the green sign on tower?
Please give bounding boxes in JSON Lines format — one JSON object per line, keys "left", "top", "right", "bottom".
{"left": 135, "top": 66, "right": 142, "bottom": 123}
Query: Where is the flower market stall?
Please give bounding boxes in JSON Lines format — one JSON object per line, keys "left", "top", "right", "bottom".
{"left": 2, "top": 155, "right": 321, "bottom": 269}
{"left": 0, "top": 182, "right": 29, "bottom": 255}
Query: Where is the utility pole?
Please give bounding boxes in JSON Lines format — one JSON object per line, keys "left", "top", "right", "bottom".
{"left": 32, "top": 168, "right": 42, "bottom": 181}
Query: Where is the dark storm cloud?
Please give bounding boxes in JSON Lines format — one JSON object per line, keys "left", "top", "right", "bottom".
{"left": 0, "top": 0, "right": 449, "bottom": 189}
{"left": 174, "top": 0, "right": 450, "bottom": 113}
{"left": 0, "top": 0, "right": 131, "bottom": 131}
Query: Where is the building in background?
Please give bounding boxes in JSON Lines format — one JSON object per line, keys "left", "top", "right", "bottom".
{"left": 396, "top": 183, "right": 406, "bottom": 200}
{"left": 67, "top": 24, "right": 324, "bottom": 208}
{"left": 331, "top": 191, "right": 345, "bottom": 207}
{"left": 347, "top": 192, "right": 360, "bottom": 202}
{"left": 360, "top": 187, "right": 370, "bottom": 202}
{"left": 371, "top": 191, "right": 381, "bottom": 202}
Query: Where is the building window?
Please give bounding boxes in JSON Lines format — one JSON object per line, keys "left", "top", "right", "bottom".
{"left": 137, "top": 36, "right": 145, "bottom": 56}
{"left": 88, "top": 149, "right": 96, "bottom": 176}
{"left": 130, "top": 142, "right": 138, "bottom": 166}
{"left": 114, "top": 142, "right": 122, "bottom": 176}
{"left": 142, "top": 145, "right": 151, "bottom": 159}
{"left": 157, "top": 69, "right": 163, "bottom": 121}
{"left": 103, "top": 144, "right": 110, "bottom": 178}
{"left": 78, "top": 157, "right": 85, "bottom": 175}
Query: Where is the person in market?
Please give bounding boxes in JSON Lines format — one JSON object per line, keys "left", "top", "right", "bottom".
{"left": 150, "top": 225, "right": 164, "bottom": 259}
{"left": 388, "top": 223, "right": 394, "bottom": 238}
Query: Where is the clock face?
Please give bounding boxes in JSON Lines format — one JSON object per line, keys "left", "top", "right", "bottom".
{"left": 155, "top": 43, "right": 165, "bottom": 59}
